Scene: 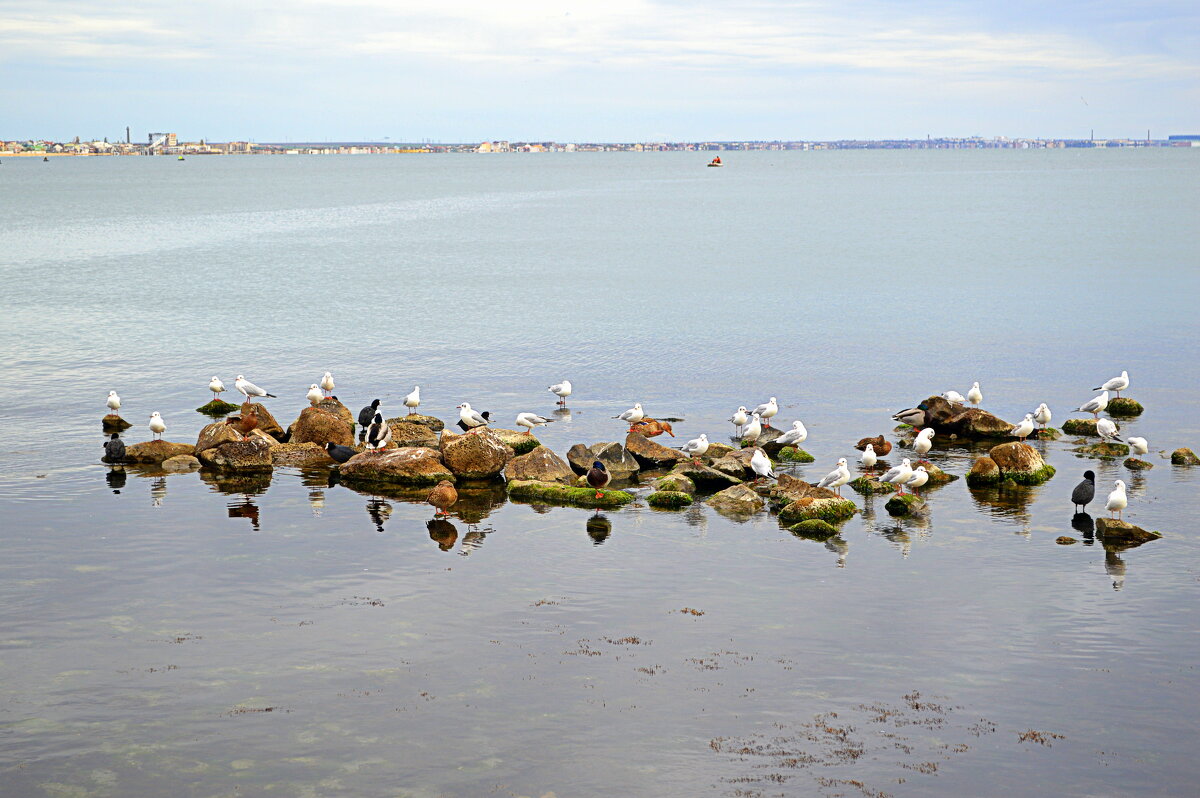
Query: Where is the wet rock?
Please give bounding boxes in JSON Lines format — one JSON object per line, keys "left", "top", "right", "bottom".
{"left": 700, "top": 442, "right": 735, "bottom": 461}
{"left": 196, "top": 399, "right": 239, "bottom": 416}
{"left": 849, "top": 476, "right": 898, "bottom": 495}
{"left": 1056, "top": 536, "right": 1077, "bottom": 545}
{"left": 339, "top": 447, "right": 453, "bottom": 487}
{"left": 885, "top": 493, "right": 926, "bottom": 516}
{"left": 123, "top": 440, "right": 196, "bottom": 464}
{"left": 705, "top": 484, "right": 766, "bottom": 516}
{"left": 667, "top": 461, "right": 741, "bottom": 490}
{"left": 965, "top": 456, "right": 1001, "bottom": 487}
{"left": 1171, "top": 448, "right": 1200, "bottom": 466}
{"left": 625, "top": 432, "right": 687, "bottom": 469}
{"left": 398, "top": 413, "right": 445, "bottom": 432}
{"left": 1106, "top": 397, "right": 1144, "bottom": 417}
{"left": 507, "top": 479, "right": 633, "bottom": 508}
{"left": 270, "top": 442, "right": 334, "bottom": 466}
{"left": 777, "top": 495, "right": 857, "bottom": 524}
{"left": 1123, "top": 457, "right": 1153, "bottom": 471}
{"left": 788, "top": 519, "right": 839, "bottom": 540}
{"left": 648, "top": 490, "right": 694, "bottom": 509}
{"left": 750, "top": 426, "right": 786, "bottom": 450}
{"left": 656, "top": 473, "right": 696, "bottom": 494}
{"left": 1062, "top": 419, "right": 1101, "bottom": 437}
{"left": 240, "top": 401, "right": 284, "bottom": 438}
{"left": 1071, "top": 442, "right": 1130, "bottom": 460}
{"left": 777, "top": 447, "right": 815, "bottom": 463}
{"left": 491, "top": 428, "right": 541, "bottom": 456}
{"left": 854, "top": 435, "right": 892, "bottom": 456}
{"left": 710, "top": 455, "right": 752, "bottom": 480}
{"left": 161, "top": 454, "right": 201, "bottom": 472}
{"left": 1028, "top": 427, "right": 1062, "bottom": 441}
{"left": 765, "top": 473, "right": 840, "bottom": 509}
{"left": 988, "top": 442, "right": 1056, "bottom": 485}
{"left": 566, "top": 442, "right": 640, "bottom": 479}
{"left": 917, "top": 395, "right": 1013, "bottom": 439}
{"left": 440, "top": 429, "right": 513, "bottom": 479}
{"left": 102, "top": 414, "right": 133, "bottom": 432}
{"left": 1095, "top": 518, "right": 1161, "bottom": 546}
{"left": 504, "top": 445, "right": 575, "bottom": 484}
{"left": 195, "top": 422, "right": 277, "bottom": 456}
{"left": 920, "top": 463, "right": 958, "bottom": 484}
{"left": 197, "top": 436, "right": 274, "bottom": 471}
{"left": 290, "top": 405, "right": 354, "bottom": 447}
{"left": 386, "top": 419, "right": 439, "bottom": 448}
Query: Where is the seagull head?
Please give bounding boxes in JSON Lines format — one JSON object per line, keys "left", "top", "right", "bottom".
{"left": 108, "top": 390, "right": 117, "bottom": 396}
{"left": 836, "top": 458, "right": 847, "bottom": 466}
{"left": 458, "top": 402, "right": 470, "bottom": 410}
{"left": 633, "top": 403, "right": 642, "bottom": 410}
{"left": 150, "top": 412, "right": 161, "bottom": 418}
{"left": 901, "top": 458, "right": 911, "bottom": 466}
{"left": 698, "top": 433, "right": 708, "bottom": 441}
{"left": 864, "top": 444, "right": 874, "bottom": 453}
{"left": 737, "top": 406, "right": 747, "bottom": 413}
{"left": 1114, "top": 479, "right": 1126, "bottom": 490}
{"left": 310, "top": 384, "right": 319, "bottom": 389}
{"left": 236, "top": 375, "right": 245, "bottom": 381}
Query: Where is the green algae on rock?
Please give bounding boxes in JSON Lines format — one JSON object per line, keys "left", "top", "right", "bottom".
{"left": 1028, "top": 427, "right": 1062, "bottom": 441}
{"left": 507, "top": 479, "right": 634, "bottom": 508}
{"left": 988, "top": 442, "right": 1056, "bottom": 485}
{"left": 647, "top": 490, "right": 694, "bottom": 509}
{"left": 884, "top": 493, "right": 926, "bottom": 516}
{"left": 1070, "top": 442, "right": 1130, "bottom": 460}
{"left": 788, "top": 519, "right": 839, "bottom": 540}
{"left": 849, "top": 476, "right": 898, "bottom": 495}
{"left": 1106, "top": 397, "right": 1144, "bottom": 417}
{"left": 1056, "top": 536, "right": 1077, "bottom": 545}
{"left": 491, "top": 428, "right": 541, "bottom": 456}
{"left": 777, "top": 496, "right": 857, "bottom": 524}
{"left": 196, "top": 399, "right": 239, "bottom": 416}
{"left": 1123, "top": 457, "right": 1153, "bottom": 470}
{"left": 965, "top": 456, "right": 1001, "bottom": 487}
{"left": 1062, "top": 419, "right": 1101, "bottom": 437}
{"left": 777, "top": 446, "right": 815, "bottom": 463}
{"left": 655, "top": 473, "right": 696, "bottom": 495}
{"left": 1171, "top": 448, "right": 1200, "bottom": 466}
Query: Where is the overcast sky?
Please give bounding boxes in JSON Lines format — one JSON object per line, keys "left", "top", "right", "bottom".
{"left": 2, "top": 0, "right": 1197, "bottom": 142}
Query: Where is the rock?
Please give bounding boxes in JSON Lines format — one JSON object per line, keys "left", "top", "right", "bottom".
{"left": 849, "top": 476, "right": 898, "bottom": 495}
{"left": 1123, "top": 457, "right": 1153, "bottom": 470}
{"left": 339, "top": 447, "right": 454, "bottom": 487}
{"left": 240, "top": 401, "right": 284, "bottom": 438}
{"left": 270, "top": 442, "right": 334, "bottom": 466}
{"left": 705, "top": 484, "right": 766, "bottom": 516}
{"left": 504, "top": 445, "right": 575, "bottom": 484}
{"left": 161, "top": 455, "right": 201, "bottom": 472}
{"left": 751, "top": 426, "right": 786, "bottom": 451}
{"left": 1071, "top": 442, "right": 1130, "bottom": 460}
{"left": 1171, "top": 448, "right": 1200, "bottom": 466}
{"left": 765, "top": 473, "right": 839, "bottom": 509}
{"left": 777, "top": 447, "right": 815, "bottom": 463}
{"left": 1106, "top": 397, "right": 1144, "bottom": 417}
{"left": 919, "top": 463, "right": 958, "bottom": 484}
{"left": 290, "top": 405, "right": 354, "bottom": 447}
{"left": 667, "top": 461, "right": 742, "bottom": 490}
{"left": 315, "top": 397, "right": 354, "bottom": 426}
{"left": 1056, "top": 536, "right": 1077, "bottom": 545}
{"left": 1095, "top": 518, "right": 1161, "bottom": 546}
{"left": 123, "top": 440, "right": 196, "bottom": 464}
{"left": 966, "top": 456, "right": 1001, "bottom": 487}
{"left": 1062, "top": 418, "right": 1101, "bottom": 437}
{"left": 988, "top": 442, "right": 1056, "bottom": 485}
{"left": 788, "top": 519, "right": 839, "bottom": 540}
{"left": 625, "top": 433, "right": 687, "bottom": 469}
{"left": 656, "top": 473, "right": 696, "bottom": 494}
{"left": 566, "top": 442, "right": 640, "bottom": 479}
{"left": 1028, "top": 427, "right": 1062, "bottom": 441}
{"left": 439, "top": 429, "right": 513, "bottom": 479}
{"left": 710, "top": 455, "right": 752, "bottom": 480}
{"left": 629, "top": 418, "right": 675, "bottom": 438}
{"left": 386, "top": 419, "right": 439, "bottom": 448}
{"left": 194, "top": 422, "right": 276, "bottom": 455}
{"left": 854, "top": 435, "right": 892, "bottom": 456}
{"left": 197, "top": 436, "right": 274, "bottom": 471}
{"left": 778, "top": 495, "right": 857, "bottom": 524}
{"left": 397, "top": 413, "right": 445, "bottom": 432}
{"left": 647, "top": 491, "right": 694, "bottom": 509}
{"left": 916, "top": 395, "right": 1014, "bottom": 439}
{"left": 102, "top": 414, "right": 133, "bottom": 432}
{"left": 506, "top": 479, "right": 634, "bottom": 508}
{"left": 196, "top": 399, "right": 239, "bottom": 416}
{"left": 885, "top": 493, "right": 927, "bottom": 516}
{"left": 701, "top": 442, "right": 735, "bottom": 461}
{"left": 491, "top": 428, "right": 541, "bottom": 456}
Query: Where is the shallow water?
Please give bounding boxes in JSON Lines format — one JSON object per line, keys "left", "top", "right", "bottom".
{"left": 1, "top": 150, "right": 1199, "bottom": 797}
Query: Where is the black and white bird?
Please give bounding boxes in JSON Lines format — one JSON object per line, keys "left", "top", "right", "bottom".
{"left": 751, "top": 397, "right": 779, "bottom": 427}
{"left": 679, "top": 433, "right": 709, "bottom": 463}
{"left": 817, "top": 458, "right": 852, "bottom": 496}
{"left": 457, "top": 402, "right": 490, "bottom": 433}
{"left": 1097, "top": 418, "right": 1124, "bottom": 444}
{"left": 456, "top": 410, "right": 491, "bottom": 432}
{"left": 586, "top": 460, "right": 611, "bottom": 498}
{"left": 1075, "top": 391, "right": 1109, "bottom": 419}
{"left": 1071, "top": 470, "right": 1096, "bottom": 513}
{"left": 1094, "top": 370, "right": 1129, "bottom": 398}
{"left": 515, "top": 412, "right": 554, "bottom": 434}
{"left": 404, "top": 386, "right": 420, "bottom": 414}
{"left": 103, "top": 433, "right": 125, "bottom": 462}
{"left": 325, "top": 442, "right": 357, "bottom": 463}
{"left": 358, "top": 399, "right": 382, "bottom": 428}
{"left": 547, "top": 380, "right": 572, "bottom": 405}
{"left": 879, "top": 458, "right": 914, "bottom": 494}
{"left": 750, "top": 448, "right": 775, "bottom": 482}
{"left": 365, "top": 413, "right": 392, "bottom": 450}
{"left": 235, "top": 375, "right": 276, "bottom": 401}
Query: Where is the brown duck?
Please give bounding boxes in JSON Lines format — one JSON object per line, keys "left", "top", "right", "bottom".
{"left": 427, "top": 480, "right": 458, "bottom": 517}
{"left": 225, "top": 407, "right": 259, "bottom": 440}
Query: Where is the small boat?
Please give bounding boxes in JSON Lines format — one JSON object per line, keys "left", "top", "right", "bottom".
{"left": 706, "top": 156, "right": 723, "bottom": 167}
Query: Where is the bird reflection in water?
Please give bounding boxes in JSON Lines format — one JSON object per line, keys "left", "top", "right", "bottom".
{"left": 227, "top": 498, "right": 261, "bottom": 531}
{"left": 1071, "top": 512, "right": 1095, "bottom": 542}
{"left": 308, "top": 488, "right": 325, "bottom": 517}
{"left": 427, "top": 518, "right": 459, "bottom": 551}
{"left": 150, "top": 476, "right": 167, "bottom": 507}
{"left": 459, "top": 525, "right": 493, "bottom": 556}
{"left": 552, "top": 407, "right": 572, "bottom": 421}
{"left": 366, "top": 498, "right": 392, "bottom": 533}
{"left": 825, "top": 536, "right": 849, "bottom": 568}
{"left": 106, "top": 467, "right": 127, "bottom": 494}
{"left": 586, "top": 514, "right": 611, "bottom": 544}
{"left": 880, "top": 525, "right": 912, "bottom": 559}
{"left": 1104, "top": 548, "right": 1126, "bottom": 591}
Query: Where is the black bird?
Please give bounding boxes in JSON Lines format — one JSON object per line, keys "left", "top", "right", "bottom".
{"left": 586, "top": 460, "right": 611, "bottom": 498}
{"left": 366, "top": 413, "right": 392, "bottom": 451}
{"left": 103, "top": 433, "right": 126, "bottom": 462}
{"left": 357, "top": 399, "right": 381, "bottom": 428}
{"left": 456, "top": 410, "right": 491, "bottom": 432}
{"left": 325, "top": 442, "right": 357, "bottom": 463}
{"left": 1071, "top": 470, "right": 1096, "bottom": 513}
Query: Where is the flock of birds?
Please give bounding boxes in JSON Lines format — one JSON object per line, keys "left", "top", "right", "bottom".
{"left": 105, "top": 370, "right": 1142, "bottom": 521}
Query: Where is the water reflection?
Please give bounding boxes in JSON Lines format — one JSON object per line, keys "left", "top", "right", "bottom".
{"left": 150, "top": 476, "right": 167, "bottom": 507}
{"left": 551, "top": 407, "right": 572, "bottom": 421}
{"left": 1071, "top": 512, "right": 1095, "bottom": 541}
{"left": 105, "top": 467, "right": 126, "bottom": 494}
{"left": 1104, "top": 548, "right": 1126, "bottom": 591}
{"left": 308, "top": 488, "right": 325, "bottom": 517}
{"left": 447, "top": 482, "right": 506, "bottom": 524}
{"left": 825, "top": 536, "right": 849, "bottom": 567}
{"left": 586, "top": 514, "right": 611, "bottom": 544}
{"left": 427, "top": 518, "right": 458, "bottom": 551}
{"left": 967, "top": 483, "right": 1042, "bottom": 532}
{"left": 878, "top": 524, "right": 913, "bottom": 559}
{"left": 366, "top": 498, "right": 392, "bottom": 533}
{"left": 227, "top": 497, "right": 261, "bottom": 531}
{"left": 460, "top": 524, "right": 494, "bottom": 556}
{"left": 200, "top": 469, "right": 273, "bottom": 496}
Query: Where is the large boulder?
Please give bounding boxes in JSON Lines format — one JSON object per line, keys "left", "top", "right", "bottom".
{"left": 504, "top": 445, "right": 575, "bottom": 484}
{"left": 290, "top": 405, "right": 354, "bottom": 447}
{"left": 1096, "top": 518, "right": 1161, "bottom": 547}
{"left": 197, "top": 436, "right": 273, "bottom": 471}
{"left": 1106, "top": 398, "right": 1144, "bottom": 417}
{"left": 988, "top": 442, "right": 1055, "bottom": 484}
{"left": 916, "top": 395, "right": 1013, "bottom": 439}
{"left": 315, "top": 397, "right": 354, "bottom": 426}
{"left": 705, "top": 484, "right": 766, "bottom": 516}
{"left": 966, "top": 456, "right": 1001, "bottom": 486}
{"left": 1171, "top": 448, "right": 1199, "bottom": 466}
{"left": 195, "top": 420, "right": 275, "bottom": 455}
{"left": 240, "top": 401, "right": 284, "bottom": 438}
{"left": 566, "top": 442, "right": 640, "bottom": 479}
{"left": 386, "top": 419, "right": 439, "bottom": 448}
{"left": 271, "top": 442, "right": 334, "bottom": 466}
{"left": 490, "top": 428, "right": 541, "bottom": 456}
{"left": 123, "top": 440, "right": 196, "bottom": 464}
{"left": 339, "top": 447, "right": 453, "bottom": 487}
{"left": 440, "top": 429, "right": 512, "bottom": 479}
{"left": 399, "top": 413, "right": 445, "bottom": 432}
{"left": 1062, "top": 419, "right": 1101, "bottom": 437}
{"left": 625, "top": 433, "right": 687, "bottom": 469}
{"left": 667, "top": 461, "right": 741, "bottom": 490}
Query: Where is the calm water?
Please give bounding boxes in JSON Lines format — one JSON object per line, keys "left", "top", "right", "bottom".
{"left": 1, "top": 150, "right": 1199, "bottom": 797}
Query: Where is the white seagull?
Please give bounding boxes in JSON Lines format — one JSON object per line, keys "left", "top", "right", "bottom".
{"left": 1076, "top": 391, "right": 1109, "bottom": 419}
{"left": 879, "top": 458, "right": 914, "bottom": 493}
{"left": 106, "top": 390, "right": 121, "bottom": 414}
{"left": 208, "top": 376, "right": 226, "bottom": 398}
{"left": 403, "top": 386, "right": 421, "bottom": 414}
{"left": 942, "top": 390, "right": 966, "bottom": 405}
{"left": 148, "top": 411, "right": 166, "bottom": 440}
{"left": 750, "top": 448, "right": 775, "bottom": 482}
{"left": 515, "top": 412, "right": 554, "bottom": 434}
{"left": 913, "top": 427, "right": 935, "bottom": 459}
{"left": 1010, "top": 413, "right": 1035, "bottom": 443}
{"left": 1033, "top": 403, "right": 1052, "bottom": 430}
{"left": 906, "top": 465, "right": 930, "bottom": 493}
{"left": 751, "top": 397, "right": 779, "bottom": 428}
{"left": 235, "top": 375, "right": 276, "bottom": 401}
{"left": 817, "top": 458, "right": 852, "bottom": 496}
{"left": 548, "top": 380, "right": 572, "bottom": 405}
{"left": 1094, "top": 370, "right": 1129, "bottom": 398}
{"left": 306, "top": 384, "right": 323, "bottom": 405}
{"left": 1105, "top": 479, "right": 1128, "bottom": 520}
{"left": 1096, "top": 418, "right": 1124, "bottom": 444}
{"left": 320, "top": 371, "right": 335, "bottom": 397}
{"left": 457, "top": 402, "right": 490, "bottom": 433}
{"left": 775, "top": 420, "right": 808, "bottom": 448}
{"left": 742, "top": 413, "right": 762, "bottom": 442}
{"left": 860, "top": 444, "right": 877, "bottom": 470}
{"left": 679, "top": 433, "right": 710, "bottom": 463}
{"left": 967, "top": 382, "right": 983, "bottom": 406}
{"left": 614, "top": 403, "right": 645, "bottom": 426}
{"left": 728, "top": 406, "right": 749, "bottom": 436}
{"left": 1127, "top": 436, "right": 1148, "bottom": 457}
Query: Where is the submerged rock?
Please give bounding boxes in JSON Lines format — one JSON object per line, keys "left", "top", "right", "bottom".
{"left": 339, "top": 447, "right": 453, "bottom": 487}
{"left": 1071, "top": 442, "right": 1130, "bottom": 460}
{"left": 290, "top": 405, "right": 354, "bottom": 447}
{"left": 504, "top": 445, "right": 575, "bottom": 484}
{"left": 1056, "top": 536, "right": 1077, "bottom": 545}
{"left": 965, "top": 456, "right": 1001, "bottom": 487}
{"left": 916, "top": 395, "right": 1013, "bottom": 439}
{"left": 788, "top": 519, "right": 839, "bottom": 540}
{"left": 507, "top": 479, "right": 634, "bottom": 508}
{"left": 1095, "top": 518, "right": 1161, "bottom": 547}
{"left": 1171, "top": 448, "right": 1200, "bottom": 466}
{"left": 1123, "top": 457, "right": 1153, "bottom": 470}
{"left": 656, "top": 473, "right": 696, "bottom": 494}
{"left": 988, "top": 442, "right": 1056, "bottom": 485}
{"left": 124, "top": 440, "right": 196, "bottom": 464}
{"left": 885, "top": 493, "right": 927, "bottom": 516}
{"left": 567, "top": 442, "right": 640, "bottom": 479}
{"left": 386, "top": 419, "right": 439, "bottom": 448}
{"left": 849, "top": 475, "right": 898, "bottom": 495}
{"left": 625, "top": 432, "right": 687, "bottom": 468}
{"left": 1106, "top": 397, "right": 1144, "bottom": 417}
{"left": 705, "top": 484, "right": 766, "bottom": 516}
{"left": 440, "top": 429, "right": 512, "bottom": 479}
{"left": 197, "top": 436, "right": 274, "bottom": 471}
{"left": 161, "top": 454, "right": 201, "bottom": 472}
{"left": 647, "top": 490, "right": 694, "bottom": 509}
{"left": 270, "top": 442, "right": 334, "bottom": 466}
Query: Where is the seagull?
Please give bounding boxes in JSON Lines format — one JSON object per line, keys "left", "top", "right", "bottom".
{"left": 365, "top": 413, "right": 392, "bottom": 450}
{"left": 892, "top": 403, "right": 928, "bottom": 429}
{"left": 427, "top": 480, "right": 458, "bottom": 518}
{"left": 906, "top": 465, "right": 929, "bottom": 494}
{"left": 1033, "top": 403, "right": 1052, "bottom": 430}
{"left": 403, "top": 386, "right": 420, "bottom": 415}
{"left": 106, "top": 390, "right": 121, "bottom": 414}
{"left": 149, "top": 411, "right": 166, "bottom": 440}
{"left": 456, "top": 410, "right": 491, "bottom": 432}
{"left": 742, "top": 413, "right": 762, "bottom": 443}
{"left": 516, "top": 412, "right": 555, "bottom": 434}
{"left": 1094, "top": 370, "right": 1129, "bottom": 399}
{"left": 1127, "top": 437, "right": 1148, "bottom": 457}
{"left": 1096, "top": 418, "right": 1124, "bottom": 444}
{"left": 967, "top": 382, "right": 983, "bottom": 406}
{"left": 679, "top": 433, "right": 709, "bottom": 464}
{"left": 235, "top": 375, "right": 276, "bottom": 402}
{"left": 306, "top": 384, "right": 323, "bottom": 405}
{"left": 587, "top": 460, "right": 612, "bottom": 498}
{"left": 751, "top": 397, "right": 779, "bottom": 428}
{"left": 357, "top": 399, "right": 381, "bottom": 428}
{"left": 458, "top": 402, "right": 490, "bottom": 433}
{"left": 859, "top": 444, "right": 877, "bottom": 470}
{"left": 728, "top": 406, "right": 749, "bottom": 436}
{"left": 208, "top": 376, "right": 226, "bottom": 398}
{"left": 1075, "top": 391, "right": 1109, "bottom": 419}
{"left": 1105, "top": 479, "right": 1128, "bottom": 520}
{"left": 548, "top": 380, "right": 572, "bottom": 406}
{"left": 879, "top": 458, "right": 914, "bottom": 494}
{"left": 1071, "top": 470, "right": 1096, "bottom": 513}
{"left": 816, "top": 458, "right": 852, "bottom": 496}
{"left": 325, "top": 442, "right": 357, "bottom": 463}
{"left": 103, "top": 433, "right": 125, "bottom": 462}
{"left": 942, "top": 390, "right": 966, "bottom": 405}
{"left": 1010, "top": 413, "right": 1035, "bottom": 443}
{"left": 614, "top": 403, "right": 645, "bottom": 429}
{"left": 913, "top": 427, "right": 935, "bottom": 459}
{"left": 320, "top": 371, "right": 335, "bottom": 397}
{"left": 775, "top": 420, "right": 808, "bottom": 448}
{"left": 750, "top": 448, "right": 775, "bottom": 482}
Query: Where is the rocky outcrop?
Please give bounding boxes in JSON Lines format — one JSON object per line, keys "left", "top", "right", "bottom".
{"left": 625, "top": 433, "right": 687, "bottom": 469}
{"left": 666, "top": 461, "right": 741, "bottom": 490}
{"left": 491, "top": 428, "right": 541, "bottom": 456}
{"left": 315, "top": 398, "right": 354, "bottom": 426}
{"left": 504, "top": 446, "right": 575, "bottom": 484}
{"left": 399, "top": 414, "right": 445, "bottom": 432}
{"left": 1171, "top": 448, "right": 1199, "bottom": 466}
{"left": 270, "top": 442, "right": 334, "bottom": 466}
{"left": 1071, "top": 442, "right": 1130, "bottom": 460}
{"left": 647, "top": 491, "right": 693, "bottom": 508}
{"left": 440, "top": 429, "right": 512, "bottom": 479}
{"left": 765, "top": 473, "right": 835, "bottom": 509}
{"left": 1062, "top": 419, "right": 1101, "bottom": 437}
{"left": 339, "top": 447, "right": 453, "bottom": 487}
{"left": 965, "top": 456, "right": 1000, "bottom": 487}
{"left": 656, "top": 473, "right": 696, "bottom": 494}
{"left": 701, "top": 442, "right": 734, "bottom": 461}
{"left": 161, "top": 455, "right": 201, "bottom": 472}
{"left": 240, "top": 401, "right": 284, "bottom": 438}
{"left": 506, "top": 479, "right": 633, "bottom": 508}
{"left": 1096, "top": 518, "right": 1161, "bottom": 546}
{"left": 567, "top": 442, "right": 640, "bottom": 479}
{"left": 885, "top": 493, "right": 926, "bottom": 516}
{"left": 854, "top": 435, "right": 892, "bottom": 456}
{"left": 1123, "top": 457, "right": 1153, "bottom": 470}
{"left": 988, "top": 442, "right": 1056, "bottom": 485}
{"left": 706, "top": 484, "right": 766, "bottom": 516}
{"left": 913, "top": 395, "right": 1013, "bottom": 439}
{"left": 386, "top": 419, "right": 439, "bottom": 448}
{"left": 123, "top": 440, "right": 196, "bottom": 464}
{"left": 290, "top": 405, "right": 354, "bottom": 447}
{"left": 788, "top": 519, "right": 839, "bottom": 540}
{"left": 1106, "top": 398, "right": 1144, "bottom": 417}
{"left": 197, "top": 436, "right": 274, "bottom": 471}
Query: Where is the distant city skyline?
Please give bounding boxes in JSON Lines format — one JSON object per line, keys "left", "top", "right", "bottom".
{"left": 2, "top": 1, "right": 1197, "bottom": 142}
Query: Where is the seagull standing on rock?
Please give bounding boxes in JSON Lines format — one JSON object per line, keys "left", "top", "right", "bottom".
{"left": 1033, "top": 403, "right": 1052, "bottom": 431}
{"left": 860, "top": 444, "right": 877, "bottom": 470}
{"left": 235, "top": 375, "right": 276, "bottom": 402}
{"left": 750, "top": 448, "right": 775, "bottom": 482}
{"left": 106, "top": 390, "right": 121, "bottom": 414}
{"left": 149, "top": 411, "right": 166, "bottom": 440}
{"left": 1075, "top": 391, "right": 1109, "bottom": 419}
{"left": 457, "top": 402, "right": 490, "bottom": 433}
{"left": 679, "top": 433, "right": 709, "bottom": 463}
{"left": 516, "top": 412, "right": 554, "bottom": 434}
{"left": 320, "top": 371, "right": 336, "bottom": 397}
{"left": 906, "top": 465, "right": 930, "bottom": 494}
{"left": 967, "top": 382, "right": 983, "bottom": 406}
{"left": 614, "top": 403, "right": 645, "bottom": 430}
{"left": 879, "top": 458, "right": 914, "bottom": 494}
{"left": 1094, "top": 370, "right": 1129, "bottom": 398}
{"left": 729, "top": 406, "right": 749, "bottom": 437}
{"left": 817, "top": 458, "right": 852, "bottom": 496}
{"left": 404, "top": 386, "right": 420, "bottom": 414}
{"left": 942, "top": 390, "right": 966, "bottom": 405}
{"left": 913, "top": 427, "right": 935, "bottom": 459}
{"left": 208, "top": 377, "right": 226, "bottom": 398}
{"left": 1127, "top": 437, "right": 1149, "bottom": 457}
{"left": 1106, "top": 479, "right": 1128, "bottom": 520}
{"left": 752, "top": 397, "right": 779, "bottom": 428}
{"left": 742, "top": 413, "right": 762, "bottom": 443}
{"left": 1010, "top": 414, "right": 1035, "bottom": 443}
{"left": 306, "top": 384, "right": 323, "bottom": 405}
{"left": 775, "top": 420, "right": 808, "bottom": 449}
{"left": 1097, "top": 418, "right": 1124, "bottom": 444}
{"left": 548, "top": 380, "right": 572, "bottom": 406}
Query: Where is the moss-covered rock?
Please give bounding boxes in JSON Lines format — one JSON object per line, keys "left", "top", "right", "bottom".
{"left": 1056, "top": 536, "right": 1077, "bottom": 545}
{"left": 667, "top": 461, "right": 741, "bottom": 490}
{"left": 989, "top": 442, "right": 1056, "bottom": 485}
{"left": 1095, "top": 518, "right": 1161, "bottom": 546}
{"left": 1028, "top": 427, "right": 1062, "bottom": 441}
{"left": 1062, "top": 418, "right": 1100, "bottom": 437}
{"left": 1106, "top": 397, "right": 1144, "bottom": 417}
{"left": 788, "top": 519, "right": 839, "bottom": 540}
{"left": 655, "top": 473, "right": 696, "bottom": 494}
{"left": 196, "top": 399, "right": 239, "bottom": 416}
{"left": 849, "top": 476, "right": 898, "bottom": 495}
{"left": 706, "top": 484, "right": 766, "bottom": 516}
{"left": 1071, "top": 442, "right": 1130, "bottom": 460}
{"left": 102, "top": 414, "right": 133, "bottom": 432}
{"left": 777, "top": 446, "right": 815, "bottom": 463}
{"left": 885, "top": 493, "right": 927, "bottom": 516}
{"left": 920, "top": 462, "right": 959, "bottom": 484}
{"left": 491, "top": 428, "right": 541, "bottom": 456}
{"left": 966, "top": 456, "right": 1001, "bottom": 487}
{"left": 506, "top": 479, "right": 634, "bottom": 508}
{"left": 1123, "top": 457, "right": 1153, "bottom": 470}
{"left": 1171, "top": 448, "right": 1200, "bottom": 466}
{"left": 778, "top": 496, "right": 857, "bottom": 524}
{"left": 647, "top": 490, "right": 693, "bottom": 509}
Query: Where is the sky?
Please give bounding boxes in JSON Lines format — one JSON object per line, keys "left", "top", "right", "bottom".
{"left": 1, "top": 0, "right": 1198, "bottom": 142}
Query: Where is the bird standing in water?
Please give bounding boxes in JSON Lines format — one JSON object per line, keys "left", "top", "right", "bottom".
{"left": 427, "top": 480, "right": 458, "bottom": 518}
{"left": 1071, "top": 470, "right": 1096, "bottom": 513}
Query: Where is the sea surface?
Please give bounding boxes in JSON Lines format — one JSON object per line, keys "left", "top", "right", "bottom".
{"left": 1, "top": 150, "right": 1198, "bottom": 797}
